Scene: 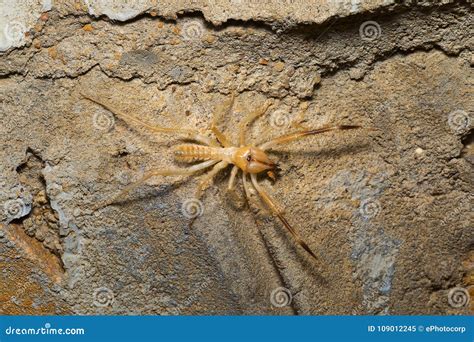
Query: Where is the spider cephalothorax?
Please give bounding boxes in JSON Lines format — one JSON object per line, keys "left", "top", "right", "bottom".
{"left": 83, "top": 91, "right": 367, "bottom": 263}
{"left": 233, "top": 146, "right": 276, "bottom": 174}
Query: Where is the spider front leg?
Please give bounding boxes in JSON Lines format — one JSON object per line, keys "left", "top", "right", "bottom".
{"left": 94, "top": 160, "right": 218, "bottom": 210}
{"left": 249, "top": 173, "right": 321, "bottom": 262}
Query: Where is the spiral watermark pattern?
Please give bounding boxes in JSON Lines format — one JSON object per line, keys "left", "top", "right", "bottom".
{"left": 181, "top": 198, "right": 204, "bottom": 219}
{"left": 269, "top": 109, "right": 290, "bottom": 128}
{"left": 447, "top": 287, "right": 470, "bottom": 308}
{"left": 3, "top": 20, "right": 27, "bottom": 45}
{"left": 3, "top": 198, "right": 28, "bottom": 220}
{"left": 181, "top": 20, "right": 204, "bottom": 41}
{"left": 166, "top": 278, "right": 210, "bottom": 315}
{"left": 359, "top": 21, "right": 382, "bottom": 42}
{"left": 448, "top": 110, "right": 471, "bottom": 134}
{"left": 359, "top": 198, "right": 381, "bottom": 219}
{"left": 93, "top": 287, "right": 114, "bottom": 307}
{"left": 92, "top": 110, "right": 115, "bottom": 131}
{"left": 270, "top": 287, "right": 292, "bottom": 307}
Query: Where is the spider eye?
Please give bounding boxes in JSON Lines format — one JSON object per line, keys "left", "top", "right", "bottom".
{"left": 246, "top": 155, "right": 252, "bottom": 162}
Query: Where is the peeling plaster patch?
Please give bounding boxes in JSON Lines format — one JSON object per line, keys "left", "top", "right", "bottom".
{"left": 353, "top": 225, "right": 401, "bottom": 314}
{"left": 315, "top": 168, "right": 400, "bottom": 313}
{"left": 84, "top": 0, "right": 151, "bottom": 22}
{"left": 0, "top": 0, "right": 52, "bottom": 51}
{"left": 42, "top": 165, "right": 84, "bottom": 288}
{"left": 344, "top": 170, "right": 400, "bottom": 314}
{"left": 330, "top": 0, "right": 395, "bottom": 13}
{"left": 0, "top": 0, "right": 461, "bottom": 53}
{"left": 42, "top": 0, "right": 52, "bottom": 11}
{"left": 314, "top": 169, "right": 390, "bottom": 213}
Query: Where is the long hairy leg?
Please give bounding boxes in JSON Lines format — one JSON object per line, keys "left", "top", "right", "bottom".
{"left": 94, "top": 160, "right": 218, "bottom": 209}
{"left": 224, "top": 166, "right": 242, "bottom": 208}
{"left": 184, "top": 161, "right": 229, "bottom": 230}
{"left": 242, "top": 172, "right": 252, "bottom": 199}
{"left": 211, "top": 127, "right": 232, "bottom": 148}
{"left": 242, "top": 172, "right": 264, "bottom": 213}
{"left": 249, "top": 173, "right": 320, "bottom": 262}
{"left": 211, "top": 95, "right": 235, "bottom": 148}
{"left": 258, "top": 125, "right": 366, "bottom": 151}
{"left": 81, "top": 92, "right": 217, "bottom": 146}
{"left": 239, "top": 100, "right": 273, "bottom": 146}
{"left": 195, "top": 161, "right": 229, "bottom": 199}
{"left": 227, "top": 166, "right": 239, "bottom": 191}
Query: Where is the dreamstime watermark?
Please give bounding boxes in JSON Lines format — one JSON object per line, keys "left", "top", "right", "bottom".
{"left": 3, "top": 198, "right": 29, "bottom": 221}
{"left": 4, "top": 322, "right": 85, "bottom": 336}
{"left": 269, "top": 109, "right": 290, "bottom": 129}
{"left": 3, "top": 20, "right": 26, "bottom": 45}
{"left": 93, "top": 287, "right": 115, "bottom": 307}
{"left": 447, "top": 287, "right": 470, "bottom": 308}
{"left": 180, "top": 198, "right": 204, "bottom": 219}
{"left": 92, "top": 110, "right": 115, "bottom": 131}
{"left": 447, "top": 110, "right": 471, "bottom": 134}
{"left": 270, "top": 287, "right": 292, "bottom": 307}
{"left": 438, "top": 197, "right": 472, "bottom": 227}
{"left": 359, "top": 198, "right": 381, "bottom": 219}
{"left": 169, "top": 279, "right": 210, "bottom": 315}
{"left": 359, "top": 21, "right": 382, "bottom": 41}
{"left": 181, "top": 20, "right": 204, "bottom": 41}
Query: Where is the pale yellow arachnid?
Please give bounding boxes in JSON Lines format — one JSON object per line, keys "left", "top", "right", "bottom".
{"left": 83, "top": 91, "right": 368, "bottom": 262}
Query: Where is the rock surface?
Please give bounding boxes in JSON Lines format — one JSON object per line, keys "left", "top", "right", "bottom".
{"left": 0, "top": 0, "right": 472, "bottom": 315}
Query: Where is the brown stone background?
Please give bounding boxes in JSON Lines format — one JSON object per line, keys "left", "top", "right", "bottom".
{"left": 0, "top": 0, "right": 472, "bottom": 315}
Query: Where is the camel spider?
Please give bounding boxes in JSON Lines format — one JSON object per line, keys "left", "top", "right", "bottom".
{"left": 82, "top": 91, "right": 367, "bottom": 263}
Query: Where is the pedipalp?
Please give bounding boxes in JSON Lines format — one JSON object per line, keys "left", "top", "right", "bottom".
{"left": 258, "top": 125, "right": 364, "bottom": 151}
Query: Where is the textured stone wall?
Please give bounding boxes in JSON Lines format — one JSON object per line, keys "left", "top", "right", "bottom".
{"left": 0, "top": 0, "right": 472, "bottom": 315}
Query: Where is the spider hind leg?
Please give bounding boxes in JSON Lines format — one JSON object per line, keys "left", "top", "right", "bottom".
{"left": 248, "top": 174, "right": 322, "bottom": 263}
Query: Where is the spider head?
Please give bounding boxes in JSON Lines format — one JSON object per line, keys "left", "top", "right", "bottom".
{"left": 234, "top": 146, "right": 276, "bottom": 174}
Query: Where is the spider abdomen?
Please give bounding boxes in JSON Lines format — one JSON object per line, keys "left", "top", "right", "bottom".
{"left": 173, "top": 144, "right": 233, "bottom": 163}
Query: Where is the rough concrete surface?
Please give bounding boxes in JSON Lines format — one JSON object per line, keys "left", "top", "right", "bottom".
{"left": 0, "top": 0, "right": 473, "bottom": 315}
